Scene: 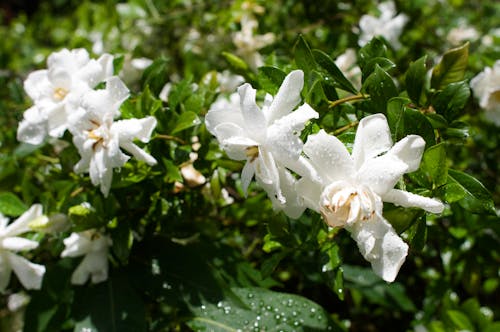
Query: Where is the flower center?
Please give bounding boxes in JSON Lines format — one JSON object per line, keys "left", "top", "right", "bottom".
{"left": 53, "top": 87, "right": 69, "bottom": 101}
{"left": 245, "top": 145, "right": 259, "bottom": 162}
{"left": 86, "top": 119, "right": 108, "bottom": 151}
{"left": 319, "top": 181, "right": 381, "bottom": 228}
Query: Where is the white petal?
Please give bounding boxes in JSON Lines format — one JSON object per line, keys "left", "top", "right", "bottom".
{"left": 205, "top": 93, "right": 244, "bottom": 134}
{"left": 120, "top": 142, "right": 157, "bottom": 165}
{"left": 1, "top": 237, "right": 39, "bottom": 251}
{"left": 266, "top": 70, "right": 304, "bottom": 123}
{"left": 61, "top": 233, "right": 92, "bottom": 258}
{"left": 97, "top": 53, "right": 115, "bottom": 79}
{"left": 23, "top": 70, "right": 50, "bottom": 101}
{"left": 114, "top": 117, "right": 157, "bottom": 143}
{"left": 382, "top": 189, "right": 445, "bottom": 214}
{"left": 106, "top": 76, "right": 130, "bottom": 106}
{"left": 296, "top": 177, "right": 323, "bottom": 212}
{"left": 70, "top": 251, "right": 109, "bottom": 285}
{"left": 46, "top": 104, "right": 69, "bottom": 138}
{"left": 260, "top": 167, "right": 306, "bottom": 219}
{"left": 303, "top": 130, "right": 354, "bottom": 184}
{"left": 3, "top": 204, "right": 43, "bottom": 237}
{"left": 241, "top": 161, "right": 255, "bottom": 195}
{"left": 17, "top": 107, "right": 48, "bottom": 145}
{"left": 48, "top": 67, "right": 71, "bottom": 89}
{"left": 254, "top": 148, "right": 283, "bottom": 202}
{"left": 347, "top": 215, "right": 408, "bottom": 282}
{"left": 238, "top": 83, "right": 267, "bottom": 141}
{"left": 7, "top": 252, "right": 45, "bottom": 290}
{"left": 267, "top": 103, "right": 319, "bottom": 163}
{"left": 356, "top": 154, "right": 408, "bottom": 196}
{"left": 387, "top": 135, "right": 425, "bottom": 172}
{"left": 352, "top": 114, "right": 393, "bottom": 170}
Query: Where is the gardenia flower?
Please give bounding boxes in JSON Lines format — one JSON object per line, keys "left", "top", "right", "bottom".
{"left": 297, "top": 114, "right": 444, "bottom": 282}
{"left": 68, "top": 76, "right": 157, "bottom": 196}
{"left": 446, "top": 25, "right": 479, "bottom": 46}
{"left": 17, "top": 48, "right": 113, "bottom": 145}
{"left": 61, "top": 229, "right": 112, "bottom": 285}
{"left": 358, "top": 1, "right": 408, "bottom": 50}
{"left": 470, "top": 60, "right": 500, "bottom": 126}
{"left": 205, "top": 70, "right": 319, "bottom": 218}
{"left": 0, "top": 204, "right": 46, "bottom": 292}
{"left": 233, "top": 13, "right": 275, "bottom": 69}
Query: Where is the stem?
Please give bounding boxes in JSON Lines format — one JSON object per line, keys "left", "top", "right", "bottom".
{"left": 328, "top": 93, "right": 369, "bottom": 109}
{"left": 333, "top": 121, "right": 359, "bottom": 135}
{"left": 155, "top": 134, "right": 187, "bottom": 145}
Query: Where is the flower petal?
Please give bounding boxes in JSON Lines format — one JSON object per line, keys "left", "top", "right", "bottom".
{"left": 7, "top": 252, "right": 45, "bottom": 290}
{"left": 351, "top": 114, "right": 393, "bottom": 170}
{"left": 303, "top": 130, "right": 354, "bottom": 184}
{"left": 356, "top": 153, "right": 408, "bottom": 196}
{"left": 238, "top": 83, "right": 267, "bottom": 141}
{"left": 3, "top": 204, "right": 43, "bottom": 237}
{"left": 266, "top": 70, "right": 304, "bottom": 123}
{"left": 382, "top": 189, "right": 445, "bottom": 213}
{"left": 387, "top": 135, "right": 425, "bottom": 172}
{"left": 114, "top": 116, "right": 157, "bottom": 143}
{"left": 1, "top": 237, "right": 39, "bottom": 251}
{"left": 17, "top": 106, "right": 48, "bottom": 145}
{"left": 241, "top": 160, "right": 255, "bottom": 195}
{"left": 106, "top": 76, "right": 130, "bottom": 107}
{"left": 61, "top": 232, "right": 92, "bottom": 258}
{"left": 23, "top": 70, "right": 50, "bottom": 101}
{"left": 205, "top": 93, "right": 244, "bottom": 134}
{"left": 267, "top": 103, "right": 319, "bottom": 163}
{"left": 120, "top": 142, "right": 157, "bottom": 165}
{"left": 347, "top": 215, "right": 408, "bottom": 282}
{"left": 296, "top": 177, "right": 323, "bottom": 212}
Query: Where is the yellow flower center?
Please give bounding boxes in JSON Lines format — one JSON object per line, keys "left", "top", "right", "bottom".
{"left": 53, "top": 87, "right": 69, "bottom": 101}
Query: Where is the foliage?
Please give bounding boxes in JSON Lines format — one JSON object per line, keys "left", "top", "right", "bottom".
{"left": 0, "top": 0, "right": 499, "bottom": 331}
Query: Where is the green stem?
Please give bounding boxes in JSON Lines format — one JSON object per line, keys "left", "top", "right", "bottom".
{"left": 155, "top": 134, "right": 186, "bottom": 145}
{"left": 328, "top": 93, "right": 369, "bottom": 109}
{"left": 333, "top": 121, "right": 359, "bottom": 135}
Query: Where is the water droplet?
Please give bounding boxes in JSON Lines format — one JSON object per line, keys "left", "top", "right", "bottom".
{"left": 217, "top": 301, "right": 223, "bottom": 308}
{"left": 243, "top": 320, "right": 249, "bottom": 325}
{"left": 266, "top": 305, "right": 272, "bottom": 311}
{"left": 247, "top": 293, "right": 254, "bottom": 299}
{"left": 201, "top": 305, "right": 206, "bottom": 310}
{"left": 310, "top": 308, "right": 317, "bottom": 313}
{"left": 292, "top": 311, "right": 298, "bottom": 317}
{"left": 293, "top": 321, "right": 300, "bottom": 326}
{"left": 162, "top": 282, "right": 172, "bottom": 290}
{"left": 275, "top": 314, "right": 281, "bottom": 320}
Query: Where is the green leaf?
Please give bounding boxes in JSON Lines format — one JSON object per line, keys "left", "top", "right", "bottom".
{"left": 0, "top": 192, "right": 28, "bottom": 217}
{"left": 222, "top": 52, "right": 250, "bottom": 75}
{"left": 446, "top": 310, "right": 474, "bottom": 331}
{"left": 407, "top": 216, "right": 427, "bottom": 252}
{"left": 405, "top": 55, "right": 428, "bottom": 105}
{"left": 363, "top": 64, "right": 397, "bottom": 112}
{"left": 420, "top": 142, "right": 448, "bottom": 188}
{"left": 258, "top": 66, "right": 286, "bottom": 95}
{"left": 387, "top": 98, "right": 436, "bottom": 147}
{"left": 312, "top": 49, "right": 357, "bottom": 94}
{"left": 432, "top": 80, "right": 470, "bottom": 121}
{"left": 73, "top": 274, "right": 146, "bottom": 332}
{"left": 140, "top": 57, "right": 169, "bottom": 96}
{"left": 187, "top": 287, "right": 341, "bottom": 331}
{"left": 172, "top": 111, "right": 201, "bottom": 134}
{"left": 358, "top": 37, "right": 387, "bottom": 71}
{"left": 361, "top": 57, "right": 396, "bottom": 79}
{"left": 447, "top": 169, "right": 495, "bottom": 214}
{"left": 431, "top": 42, "right": 469, "bottom": 90}
{"left": 294, "top": 35, "right": 315, "bottom": 75}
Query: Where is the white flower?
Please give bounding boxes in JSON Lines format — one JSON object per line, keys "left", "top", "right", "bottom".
{"left": 297, "top": 114, "right": 444, "bottom": 282}
{"left": 446, "top": 25, "right": 479, "bottom": 46}
{"left": 61, "top": 229, "right": 112, "bottom": 285}
{"left": 0, "top": 205, "right": 46, "bottom": 291}
{"left": 470, "top": 60, "right": 500, "bottom": 126}
{"left": 17, "top": 48, "right": 114, "bottom": 145}
{"left": 205, "top": 70, "right": 319, "bottom": 217}
{"left": 233, "top": 14, "right": 275, "bottom": 69}
{"left": 335, "top": 49, "right": 362, "bottom": 90}
{"left": 68, "top": 76, "right": 157, "bottom": 196}
{"left": 358, "top": 1, "right": 408, "bottom": 50}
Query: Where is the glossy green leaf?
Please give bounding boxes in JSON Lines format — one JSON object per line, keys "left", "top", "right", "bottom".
{"left": 0, "top": 192, "right": 28, "bottom": 217}
{"left": 358, "top": 37, "right": 387, "bottom": 71}
{"left": 432, "top": 80, "right": 470, "bottom": 121}
{"left": 312, "top": 49, "right": 357, "bottom": 94}
{"left": 361, "top": 57, "right": 396, "bottom": 79}
{"left": 187, "top": 287, "right": 341, "bottom": 331}
{"left": 258, "top": 66, "right": 286, "bottom": 95}
{"left": 294, "top": 35, "right": 315, "bottom": 75}
{"left": 363, "top": 64, "right": 397, "bottom": 112}
{"left": 172, "top": 111, "right": 201, "bottom": 134}
{"left": 222, "top": 51, "right": 250, "bottom": 74}
{"left": 431, "top": 43, "right": 469, "bottom": 90}
{"left": 447, "top": 169, "right": 495, "bottom": 214}
{"left": 405, "top": 55, "right": 428, "bottom": 105}
{"left": 420, "top": 142, "right": 448, "bottom": 188}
